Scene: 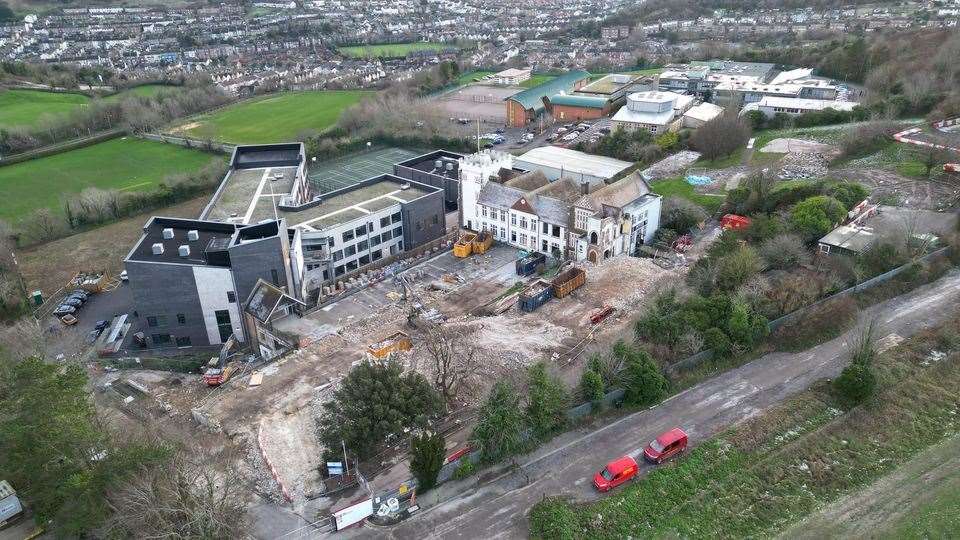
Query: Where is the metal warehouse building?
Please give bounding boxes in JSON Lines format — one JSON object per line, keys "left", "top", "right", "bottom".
{"left": 513, "top": 146, "right": 634, "bottom": 187}
{"left": 504, "top": 70, "right": 591, "bottom": 127}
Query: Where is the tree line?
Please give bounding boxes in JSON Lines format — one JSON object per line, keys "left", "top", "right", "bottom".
{"left": 0, "top": 81, "right": 234, "bottom": 155}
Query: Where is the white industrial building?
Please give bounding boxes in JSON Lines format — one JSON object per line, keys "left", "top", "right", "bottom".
{"left": 492, "top": 67, "right": 532, "bottom": 86}
{"left": 611, "top": 91, "right": 695, "bottom": 134}
{"left": 743, "top": 96, "right": 859, "bottom": 118}
{"left": 513, "top": 146, "right": 634, "bottom": 186}
{"left": 682, "top": 102, "right": 725, "bottom": 128}
{"left": 459, "top": 151, "right": 662, "bottom": 263}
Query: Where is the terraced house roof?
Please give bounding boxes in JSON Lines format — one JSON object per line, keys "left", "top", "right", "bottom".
{"left": 507, "top": 70, "right": 591, "bottom": 112}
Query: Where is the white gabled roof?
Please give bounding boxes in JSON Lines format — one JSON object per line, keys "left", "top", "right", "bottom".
{"left": 683, "top": 102, "right": 724, "bottom": 123}
{"left": 515, "top": 146, "right": 633, "bottom": 179}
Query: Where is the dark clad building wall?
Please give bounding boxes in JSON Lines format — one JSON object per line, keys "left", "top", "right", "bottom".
{"left": 400, "top": 189, "right": 446, "bottom": 250}
{"left": 125, "top": 260, "right": 213, "bottom": 347}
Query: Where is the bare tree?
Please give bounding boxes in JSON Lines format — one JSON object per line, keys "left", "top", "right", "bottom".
{"left": 689, "top": 113, "right": 751, "bottom": 160}
{"left": 103, "top": 447, "right": 249, "bottom": 540}
{"left": 419, "top": 324, "right": 483, "bottom": 405}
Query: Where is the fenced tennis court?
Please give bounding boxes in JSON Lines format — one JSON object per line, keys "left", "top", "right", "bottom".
{"left": 308, "top": 146, "right": 421, "bottom": 193}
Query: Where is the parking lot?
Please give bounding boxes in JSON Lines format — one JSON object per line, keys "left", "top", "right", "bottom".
{"left": 41, "top": 281, "right": 133, "bottom": 359}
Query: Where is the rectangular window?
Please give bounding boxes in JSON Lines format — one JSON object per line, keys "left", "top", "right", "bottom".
{"left": 552, "top": 225, "right": 561, "bottom": 238}
{"left": 370, "top": 234, "right": 381, "bottom": 246}
{"left": 519, "top": 233, "right": 527, "bottom": 244}
{"left": 393, "top": 228, "right": 403, "bottom": 239}
{"left": 147, "top": 316, "right": 158, "bottom": 327}
{"left": 328, "top": 237, "right": 334, "bottom": 247}
{"left": 270, "top": 269, "right": 279, "bottom": 285}
{"left": 519, "top": 217, "right": 527, "bottom": 229}
{"left": 542, "top": 222, "right": 549, "bottom": 234}
{"left": 342, "top": 230, "right": 354, "bottom": 242}
{"left": 511, "top": 231, "right": 517, "bottom": 242}
{"left": 335, "top": 266, "right": 345, "bottom": 276}
{"left": 433, "top": 214, "right": 440, "bottom": 225}
{"left": 175, "top": 336, "right": 191, "bottom": 347}
{"left": 359, "top": 254, "right": 370, "bottom": 265}
{"left": 511, "top": 214, "right": 516, "bottom": 225}
{"left": 481, "top": 206, "right": 487, "bottom": 218}
{"left": 333, "top": 250, "right": 343, "bottom": 261}
{"left": 177, "top": 313, "right": 186, "bottom": 325}
{"left": 152, "top": 333, "right": 172, "bottom": 345}
{"left": 346, "top": 260, "right": 358, "bottom": 271}
{"left": 214, "top": 310, "right": 232, "bottom": 343}
{"left": 322, "top": 269, "right": 329, "bottom": 280}
{"left": 227, "top": 291, "right": 236, "bottom": 303}
{"left": 345, "top": 245, "right": 357, "bottom": 256}
{"left": 392, "top": 212, "right": 402, "bottom": 223}
{"left": 355, "top": 224, "right": 367, "bottom": 236}
{"left": 357, "top": 240, "right": 368, "bottom": 251}
{"left": 371, "top": 250, "right": 383, "bottom": 261}
{"left": 500, "top": 210, "right": 506, "bottom": 222}
{"left": 380, "top": 216, "right": 390, "bottom": 228}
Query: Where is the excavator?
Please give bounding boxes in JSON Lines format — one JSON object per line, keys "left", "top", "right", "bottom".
{"left": 202, "top": 335, "right": 240, "bottom": 386}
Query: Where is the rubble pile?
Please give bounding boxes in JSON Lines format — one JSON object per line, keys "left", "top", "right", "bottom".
{"left": 776, "top": 152, "right": 829, "bottom": 179}
{"left": 583, "top": 257, "right": 683, "bottom": 312}
{"left": 245, "top": 440, "right": 287, "bottom": 504}
{"left": 641, "top": 150, "right": 702, "bottom": 180}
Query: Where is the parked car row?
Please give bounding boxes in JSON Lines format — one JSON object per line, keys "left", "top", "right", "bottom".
{"left": 546, "top": 122, "right": 595, "bottom": 143}
{"left": 52, "top": 289, "right": 92, "bottom": 323}
{"left": 593, "top": 427, "right": 688, "bottom": 492}
{"left": 87, "top": 319, "right": 111, "bottom": 344}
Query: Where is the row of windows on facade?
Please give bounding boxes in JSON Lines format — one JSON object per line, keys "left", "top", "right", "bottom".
{"left": 479, "top": 220, "right": 562, "bottom": 255}
{"left": 335, "top": 211, "right": 437, "bottom": 246}
{"left": 307, "top": 240, "right": 402, "bottom": 277}
{"left": 479, "top": 205, "right": 563, "bottom": 238}
{"left": 331, "top": 226, "right": 403, "bottom": 262}
{"left": 149, "top": 309, "right": 232, "bottom": 347}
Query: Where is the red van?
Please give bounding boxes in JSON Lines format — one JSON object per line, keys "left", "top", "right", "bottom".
{"left": 643, "top": 427, "right": 688, "bottom": 464}
{"left": 593, "top": 456, "right": 638, "bottom": 492}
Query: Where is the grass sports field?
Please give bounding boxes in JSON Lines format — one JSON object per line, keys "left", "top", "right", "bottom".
{"left": 338, "top": 42, "right": 452, "bottom": 58}
{"left": 0, "top": 137, "right": 218, "bottom": 221}
{"left": 175, "top": 90, "right": 372, "bottom": 144}
{"left": 519, "top": 74, "right": 556, "bottom": 88}
{"left": 0, "top": 85, "right": 186, "bottom": 129}
{"left": 0, "top": 89, "right": 90, "bottom": 128}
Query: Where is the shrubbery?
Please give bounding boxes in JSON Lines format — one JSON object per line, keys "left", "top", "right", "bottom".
{"left": 790, "top": 196, "right": 846, "bottom": 241}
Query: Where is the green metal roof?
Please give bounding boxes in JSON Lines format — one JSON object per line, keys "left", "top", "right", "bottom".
{"left": 548, "top": 94, "right": 608, "bottom": 109}
{"left": 507, "top": 70, "right": 591, "bottom": 112}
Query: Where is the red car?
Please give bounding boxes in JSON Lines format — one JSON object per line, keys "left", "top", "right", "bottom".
{"left": 643, "top": 428, "right": 688, "bottom": 464}
{"left": 593, "top": 456, "right": 638, "bottom": 492}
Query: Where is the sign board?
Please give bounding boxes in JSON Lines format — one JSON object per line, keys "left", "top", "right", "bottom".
{"left": 327, "top": 462, "right": 343, "bottom": 475}
{"left": 333, "top": 498, "right": 373, "bottom": 530}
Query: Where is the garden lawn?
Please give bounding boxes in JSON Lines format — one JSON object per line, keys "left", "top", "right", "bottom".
{"left": 338, "top": 42, "right": 452, "bottom": 58}
{"left": 104, "top": 84, "right": 182, "bottom": 101}
{"left": 651, "top": 177, "right": 725, "bottom": 213}
{"left": 177, "top": 90, "right": 372, "bottom": 144}
{"left": 0, "top": 137, "right": 218, "bottom": 221}
{"left": 0, "top": 89, "right": 90, "bottom": 128}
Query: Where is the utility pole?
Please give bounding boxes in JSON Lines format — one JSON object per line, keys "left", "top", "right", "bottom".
{"left": 342, "top": 439, "right": 349, "bottom": 474}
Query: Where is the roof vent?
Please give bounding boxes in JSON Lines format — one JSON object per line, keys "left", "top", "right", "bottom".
{"left": 434, "top": 159, "right": 443, "bottom": 169}
{"left": 187, "top": 230, "right": 199, "bottom": 241}
{"left": 178, "top": 245, "right": 190, "bottom": 257}
{"left": 151, "top": 243, "right": 164, "bottom": 255}
{"left": 161, "top": 228, "right": 174, "bottom": 239}
{"left": 445, "top": 162, "right": 454, "bottom": 171}
{"left": 400, "top": 183, "right": 411, "bottom": 190}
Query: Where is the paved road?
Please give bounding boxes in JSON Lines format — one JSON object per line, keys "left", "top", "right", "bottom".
{"left": 359, "top": 269, "right": 960, "bottom": 540}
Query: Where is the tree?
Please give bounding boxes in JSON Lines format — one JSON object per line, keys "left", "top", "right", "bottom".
{"left": 409, "top": 432, "right": 445, "bottom": 493}
{"left": 317, "top": 360, "right": 443, "bottom": 460}
{"left": 472, "top": 382, "right": 526, "bottom": 464}
{"left": 823, "top": 181, "right": 869, "bottom": 210}
{"left": 0, "top": 1, "right": 14, "bottom": 22}
{"left": 716, "top": 245, "right": 761, "bottom": 291}
{"left": 834, "top": 322, "right": 878, "bottom": 405}
{"left": 704, "top": 327, "right": 732, "bottom": 359}
{"left": 744, "top": 109, "right": 766, "bottom": 130}
{"left": 759, "top": 233, "right": 808, "bottom": 270}
{"left": 420, "top": 324, "right": 482, "bottom": 404}
{"left": 579, "top": 369, "right": 605, "bottom": 408}
{"left": 791, "top": 196, "right": 846, "bottom": 241}
{"left": 525, "top": 362, "right": 569, "bottom": 440}
{"left": 104, "top": 447, "right": 248, "bottom": 539}
{"left": 0, "top": 357, "right": 166, "bottom": 536}
{"left": 726, "top": 302, "right": 768, "bottom": 348}
{"left": 618, "top": 342, "right": 668, "bottom": 406}
{"left": 661, "top": 196, "right": 708, "bottom": 233}
{"left": 689, "top": 113, "right": 751, "bottom": 160}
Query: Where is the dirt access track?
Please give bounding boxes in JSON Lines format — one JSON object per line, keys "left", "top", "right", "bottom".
{"left": 369, "top": 270, "right": 960, "bottom": 540}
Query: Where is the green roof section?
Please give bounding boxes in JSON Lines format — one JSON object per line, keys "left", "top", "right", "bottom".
{"left": 507, "top": 70, "right": 591, "bottom": 112}
{"left": 548, "top": 94, "right": 608, "bottom": 109}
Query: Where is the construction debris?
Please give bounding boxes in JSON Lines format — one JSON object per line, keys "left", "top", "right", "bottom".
{"left": 776, "top": 152, "right": 829, "bottom": 179}
{"left": 640, "top": 150, "right": 702, "bottom": 180}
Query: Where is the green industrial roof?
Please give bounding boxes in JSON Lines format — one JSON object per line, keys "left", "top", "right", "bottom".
{"left": 507, "top": 70, "right": 591, "bottom": 112}
{"left": 548, "top": 94, "right": 608, "bottom": 109}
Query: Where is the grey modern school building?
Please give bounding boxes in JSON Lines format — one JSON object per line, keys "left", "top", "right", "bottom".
{"left": 123, "top": 143, "right": 447, "bottom": 349}
{"left": 123, "top": 218, "right": 302, "bottom": 348}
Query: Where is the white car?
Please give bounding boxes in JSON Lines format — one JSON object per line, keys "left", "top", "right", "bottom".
{"left": 562, "top": 132, "right": 579, "bottom": 142}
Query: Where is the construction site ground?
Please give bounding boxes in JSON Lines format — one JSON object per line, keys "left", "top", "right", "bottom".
{"left": 89, "top": 241, "right": 697, "bottom": 529}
